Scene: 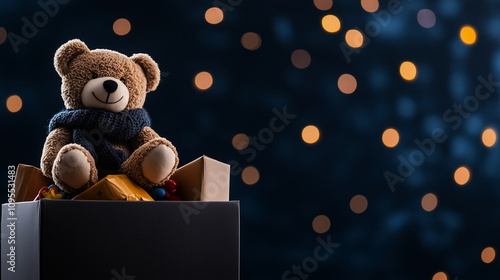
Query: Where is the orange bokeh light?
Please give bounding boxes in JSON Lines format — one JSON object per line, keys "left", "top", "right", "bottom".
{"left": 113, "top": 18, "right": 131, "bottom": 36}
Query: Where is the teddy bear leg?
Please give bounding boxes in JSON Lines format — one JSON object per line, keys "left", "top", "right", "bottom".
{"left": 52, "top": 144, "right": 98, "bottom": 193}
{"left": 120, "top": 138, "right": 178, "bottom": 189}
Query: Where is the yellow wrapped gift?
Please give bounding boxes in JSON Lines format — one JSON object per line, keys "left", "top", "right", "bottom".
{"left": 72, "top": 175, "right": 153, "bottom": 201}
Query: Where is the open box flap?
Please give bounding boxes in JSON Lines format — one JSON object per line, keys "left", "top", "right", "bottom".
{"left": 172, "top": 155, "right": 230, "bottom": 201}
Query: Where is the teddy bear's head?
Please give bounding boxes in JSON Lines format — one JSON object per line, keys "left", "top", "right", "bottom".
{"left": 54, "top": 39, "right": 160, "bottom": 112}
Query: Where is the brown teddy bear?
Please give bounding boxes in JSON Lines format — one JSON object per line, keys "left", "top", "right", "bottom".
{"left": 40, "top": 39, "right": 178, "bottom": 194}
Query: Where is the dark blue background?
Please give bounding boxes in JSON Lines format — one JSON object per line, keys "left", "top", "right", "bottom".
{"left": 1, "top": 0, "right": 499, "bottom": 279}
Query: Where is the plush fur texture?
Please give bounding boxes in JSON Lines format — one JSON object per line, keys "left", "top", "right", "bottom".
{"left": 41, "top": 39, "right": 178, "bottom": 194}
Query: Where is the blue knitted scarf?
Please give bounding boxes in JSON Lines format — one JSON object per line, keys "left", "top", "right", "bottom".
{"left": 48, "top": 108, "right": 151, "bottom": 179}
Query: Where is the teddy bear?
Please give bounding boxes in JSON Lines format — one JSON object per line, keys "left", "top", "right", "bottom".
{"left": 40, "top": 39, "right": 178, "bottom": 194}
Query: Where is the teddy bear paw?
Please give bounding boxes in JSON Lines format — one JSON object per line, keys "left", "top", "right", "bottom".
{"left": 54, "top": 148, "right": 92, "bottom": 190}
{"left": 141, "top": 144, "right": 176, "bottom": 184}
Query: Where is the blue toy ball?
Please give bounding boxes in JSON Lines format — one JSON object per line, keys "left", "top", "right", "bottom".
{"left": 150, "top": 188, "right": 166, "bottom": 201}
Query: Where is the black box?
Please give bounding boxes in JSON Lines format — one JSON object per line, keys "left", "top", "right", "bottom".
{"left": 1, "top": 200, "right": 239, "bottom": 280}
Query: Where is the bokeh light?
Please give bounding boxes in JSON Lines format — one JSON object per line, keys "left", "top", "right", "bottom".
{"left": 421, "top": 193, "right": 438, "bottom": 212}
{"left": 291, "top": 49, "right": 311, "bottom": 69}
{"left": 417, "top": 9, "right": 436, "bottom": 28}
{"left": 345, "top": 29, "right": 364, "bottom": 48}
{"left": 242, "top": 166, "right": 260, "bottom": 185}
{"left": 337, "top": 74, "right": 357, "bottom": 94}
{"left": 232, "top": 133, "right": 249, "bottom": 150}
{"left": 241, "top": 32, "right": 262, "bottom": 50}
{"left": 454, "top": 166, "right": 470, "bottom": 186}
{"left": 481, "top": 247, "right": 496, "bottom": 264}
{"left": 361, "top": 0, "right": 379, "bottom": 13}
{"left": 6, "top": 95, "right": 22, "bottom": 113}
{"left": 314, "top": 0, "right": 333, "bottom": 11}
{"left": 432, "top": 272, "right": 447, "bottom": 280}
{"left": 0, "top": 27, "right": 7, "bottom": 45}
{"left": 194, "top": 71, "right": 213, "bottom": 90}
{"left": 350, "top": 195, "right": 368, "bottom": 214}
{"left": 312, "top": 215, "right": 331, "bottom": 234}
{"left": 482, "top": 128, "right": 496, "bottom": 147}
{"left": 302, "top": 125, "right": 320, "bottom": 144}
{"left": 205, "top": 7, "right": 224, "bottom": 24}
{"left": 460, "top": 25, "right": 477, "bottom": 45}
{"left": 400, "top": 61, "right": 417, "bottom": 81}
{"left": 322, "top": 15, "right": 341, "bottom": 33}
{"left": 382, "top": 128, "right": 399, "bottom": 148}
{"left": 113, "top": 18, "right": 131, "bottom": 36}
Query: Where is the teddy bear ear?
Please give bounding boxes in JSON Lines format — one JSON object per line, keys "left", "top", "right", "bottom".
{"left": 54, "top": 39, "right": 90, "bottom": 77}
{"left": 131, "top": 53, "right": 160, "bottom": 92}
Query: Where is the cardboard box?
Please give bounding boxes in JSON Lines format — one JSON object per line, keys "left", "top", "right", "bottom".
{"left": 1, "top": 200, "right": 240, "bottom": 280}
{"left": 72, "top": 175, "right": 154, "bottom": 201}
{"left": 2, "top": 156, "right": 237, "bottom": 279}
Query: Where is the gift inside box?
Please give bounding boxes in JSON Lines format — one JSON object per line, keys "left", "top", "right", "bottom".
{"left": 14, "top": 155, "right": 231, "bottom": 202}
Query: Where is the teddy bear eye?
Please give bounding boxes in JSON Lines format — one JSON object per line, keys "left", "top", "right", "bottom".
{"left": 91, "top": 72, "right": 98, "bottom": 79}
{"left": 120, "top": 77, "right": 126, "bottom": 83}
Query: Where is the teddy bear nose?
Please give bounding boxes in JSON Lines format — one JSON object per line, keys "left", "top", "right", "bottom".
{"left": 103, "top": 80, "right": 118, "bottom": 94}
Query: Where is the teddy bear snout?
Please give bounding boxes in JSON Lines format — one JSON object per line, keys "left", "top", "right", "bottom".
{"left": 81, "top": 77, "right": 130, "bottom": 113}
{"left": 103, "top": 80, "right": 118, "bottom": 94}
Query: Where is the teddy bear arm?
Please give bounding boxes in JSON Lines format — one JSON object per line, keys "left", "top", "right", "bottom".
{"left": 128, "top": 126, "right": 160, "bottom": 151}
{"left": 40, "top": 127, "right": 73, "bottom": 179}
